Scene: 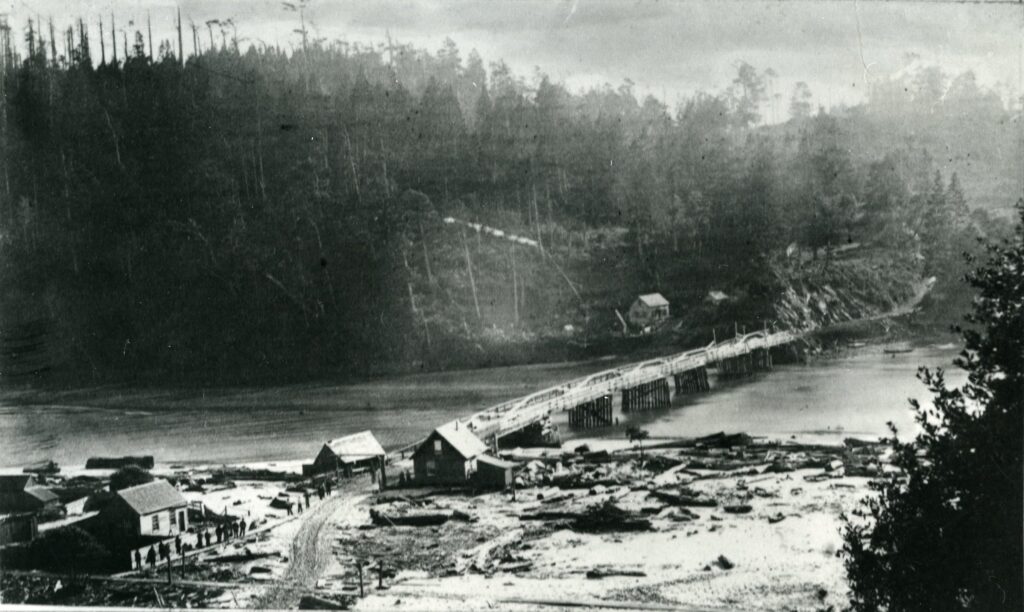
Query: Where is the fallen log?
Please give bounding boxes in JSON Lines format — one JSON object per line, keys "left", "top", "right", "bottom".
{"left": 586, "top": 568, "right": 647, "bottom": 579}
{"left": 696, "top": 432, "right": 753, "bottom": 448}
{"left": 369, "top": 509, "right": 475, "bottom": 527}
{"left": 298, "top": 594, "right": 348, "bottom": 610}
{"left": 649, "top": 489, "right": 717, "bottom": 507}
{"left": 723, "top": 504, "right": 753, "bottom": 514}
{"left": 208, "top": 550, "right": 281, "bottom": 563}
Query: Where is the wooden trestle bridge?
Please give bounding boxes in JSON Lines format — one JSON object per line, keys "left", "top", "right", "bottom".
{"left": 444, "top": 328, "right": 803, "bottom": 449}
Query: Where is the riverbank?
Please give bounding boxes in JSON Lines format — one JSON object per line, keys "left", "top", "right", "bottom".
{"left": 0, "top": 339, "right": 964, "bottom": 470}
{"left": 332, "top": 436, "right": 891, "bottom": 611}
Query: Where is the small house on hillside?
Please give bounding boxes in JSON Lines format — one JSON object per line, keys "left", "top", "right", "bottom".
{"left": 99, "top": 480, "right": 188, "bottom": 539}
{"left": 628, "top": 293, "right": 670, "bottom": 328}
{"left": 0, "top": 474, "right": 61, "bottom": 515}
{"left": 303, "top": 431, "right": 387, "bottom": 478}
{"left": 413, "top": 422, "right": 488, "bottom": 485}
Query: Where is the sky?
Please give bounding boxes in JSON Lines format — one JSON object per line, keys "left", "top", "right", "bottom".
{"left": 5, "top": 0, "right": 1023, "bottom": 119}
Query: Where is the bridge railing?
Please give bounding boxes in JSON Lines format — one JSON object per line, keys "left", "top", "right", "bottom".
{"left": 460, "top": 328, "right": 802, "bottom": 440}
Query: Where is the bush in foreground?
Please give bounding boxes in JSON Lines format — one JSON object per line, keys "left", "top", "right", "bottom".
{"left": 842, "top": 202, "right": 1023, "bottom": 610}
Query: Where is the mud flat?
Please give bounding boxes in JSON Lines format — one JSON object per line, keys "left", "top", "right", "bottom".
{"left": 341, "top": 437, "right": 890, "bottom": 611}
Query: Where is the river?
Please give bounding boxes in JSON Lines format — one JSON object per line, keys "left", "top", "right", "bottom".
{"left": 0, "top": 343, "right": 964, "bottom": 469}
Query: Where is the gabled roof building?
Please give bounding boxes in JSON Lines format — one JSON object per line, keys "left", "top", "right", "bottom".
{"left": 303, "top": 430, "right": 387, "bottom": 477}
{"left": 0, "top": 474, "right": 61, "bottom": 514}
{"left": 412, "top": 422, "right": 490, "bottom": 485}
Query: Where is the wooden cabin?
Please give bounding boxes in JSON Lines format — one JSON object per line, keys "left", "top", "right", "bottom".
{"left": 303, "top": 431, "right": 387, "bottom": 478}
{"left": 0, "top": 474, "right": 60, "bottom": 514}
{"left": 100, "top": 480, "right": 188, "bottom": 539}
{"left": 628, "top": 293, "right": 670, "bottom": 328}
{"left": 413, "top": 422, "right": 488, "bottom": 485}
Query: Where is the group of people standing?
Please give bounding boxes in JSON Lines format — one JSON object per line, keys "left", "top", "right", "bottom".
{"left": 133, "top": 478, "right": 338, "bottom": 571}
{"left": 133, "top": 518, "right": 255, "bottom": 570}
{"left": 288, "top": 478, "right": 333, "bottom": 516}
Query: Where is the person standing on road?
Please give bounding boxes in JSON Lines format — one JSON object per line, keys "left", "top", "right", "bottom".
{"left": 146, "top": 546, "right": 156, "bottom": 569}
{"left": 326, "top": 480, "right": 333, "bottom": 496}
{"left": 174, "top": 535, "right": 182, "bottom": 556}
{"left": 204, "top": 530, "right": 211, "bottom": 547}
{"left": 134, "top": 549, "right": 142, "bottom": 570}
{"left": 215, "top": 524, "right": 222, "bottom": 543}
{"left": 304, "top": 490, "right": 310, "bottom": 507}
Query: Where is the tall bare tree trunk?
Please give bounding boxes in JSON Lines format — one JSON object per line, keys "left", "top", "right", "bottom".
{"left": 532, "top": 184, "right": 544, "bottom": 255}
{"left": 461, "top": 227, "right": 481, "bottom": 320}
{"left": 511, "top": 243, "right": 519, "bottom": 324}
{"left": 176, "top": 9, "right": 184, "bottom": 66}
{"left": 419, "top": 220, "right": 433, "bottom": 284}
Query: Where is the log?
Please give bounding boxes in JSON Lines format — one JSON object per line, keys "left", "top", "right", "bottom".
{"left": 369, "top": 509, "right": 473, "bottom": 526}
{"left": 649, "top": 489, "right": 717, "bottom": 507}
{"left": 586, "top": 568, "right": 647, "bottom": 579}
{"left": 298, "top": 594, "right": 347, "bottom": 610}
{"left": 208, "top": 551, "right": 281, "bottom": 563}
{"left": 723, "top": 504, "right": 753, "bottom": 514}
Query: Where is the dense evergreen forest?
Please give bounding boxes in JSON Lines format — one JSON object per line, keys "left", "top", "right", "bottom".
{"left": 0, "top": 18, "right": 1018, "bottom": 383}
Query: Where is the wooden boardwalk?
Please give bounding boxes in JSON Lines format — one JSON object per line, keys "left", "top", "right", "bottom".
{"left": 390, "top": 329, "right": 801, "bottom": 455}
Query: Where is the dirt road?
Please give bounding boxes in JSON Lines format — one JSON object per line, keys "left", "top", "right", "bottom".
{"left": 255, "top": 477, "right": 370, "bottom": 609}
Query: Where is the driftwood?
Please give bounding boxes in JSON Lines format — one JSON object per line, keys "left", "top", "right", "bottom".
{"left": 370, "top": 508, "right": 475, "bottom": 527}
{"left": 298, "top": 594, "right": 348, "bottom": 610}
{"left": 723, "top": 504, "right": 753, "bottom": 514}
{"left": 209, "top": 550, "right": 281, "bottom": 563}
{"left": 649, "top": 489, "right": 717, "bottom": 507}
{"left": 586, "top": 568, "right": 647, "bottom": 579}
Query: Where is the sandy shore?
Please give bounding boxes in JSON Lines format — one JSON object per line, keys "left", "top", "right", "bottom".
{"left": 325, "top": 440, "right": 886, "bottom": 611}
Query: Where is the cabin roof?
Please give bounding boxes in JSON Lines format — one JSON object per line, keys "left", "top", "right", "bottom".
{"left": 324, "top": 431, "right": 386, "bottom": 464}
{"left": 431, "top": 422, "right": 488, "bottom": 460}
{"left": 115, "top": 480, "right": 186, "bottom": 516}
{"left": 476, "top": 455, "right": 517, "bottom": 470}
{"left": 23, "top": 486, "right": 59, "bottom": 504}
{"left": 636, "top": 293, "right": 669, "bottom": 307}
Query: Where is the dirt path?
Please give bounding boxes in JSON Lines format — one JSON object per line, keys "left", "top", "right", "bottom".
{"left": 255, "top": 478, "right": 370, "bottom": 609}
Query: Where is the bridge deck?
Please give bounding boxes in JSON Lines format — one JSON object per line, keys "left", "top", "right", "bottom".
{"left": 456, "top": 329, "right": 800, "bottom": 442}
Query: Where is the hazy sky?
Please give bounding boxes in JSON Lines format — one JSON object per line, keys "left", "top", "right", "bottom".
{"left": 6, "top": 0, "right": 1023, "bottom": 118}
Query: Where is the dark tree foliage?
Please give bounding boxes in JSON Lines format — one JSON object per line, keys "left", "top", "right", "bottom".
{"left": 28, "top": 526, "right": 112, "bottom": 575}
{"left": 0, "top": 24, "right": 1010, "bottom": 382}
{"left": 109, "top": 466, "right": 154, "bottom": 492}
{"left": 841, "top": 202, "right": 1024, "bottom": 611}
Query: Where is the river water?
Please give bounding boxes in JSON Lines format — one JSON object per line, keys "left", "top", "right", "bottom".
{"left": 0, "top": 344, "right": 964, "bottom": 470}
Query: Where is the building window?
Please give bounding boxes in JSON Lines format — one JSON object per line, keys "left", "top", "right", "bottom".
{"left": 433, "top": 440, "right": 442, "bottom": 455}
{"left": 425, "top": 459, "right": 436, "bottom": 476}
{"left": 151, "top": 515, "right": 160, "bottom": 531}
{"left": 168, "top": 510, "right": 176, "bottom": 530}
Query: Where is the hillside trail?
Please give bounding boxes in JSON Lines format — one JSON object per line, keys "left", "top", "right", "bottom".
{"left": 255, "top": 476, "right": 372, "bottom": 609}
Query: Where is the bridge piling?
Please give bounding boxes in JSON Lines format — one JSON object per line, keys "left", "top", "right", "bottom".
{"left": 571, "top": 394, "right": 613, "bottom": 427}
{"left": 673, "top": 367, "right": 710, "bottom": 394}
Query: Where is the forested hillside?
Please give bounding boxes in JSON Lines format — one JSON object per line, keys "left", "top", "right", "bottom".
{"left": 0, "top": 21, "right": 1016, "bottom": 382}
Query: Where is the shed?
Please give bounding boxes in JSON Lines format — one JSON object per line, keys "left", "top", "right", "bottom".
{"left": 412, "top": 422, "right": 488, "bottom": 485}
{"left": 0, "top": 474, "right": 61, "bottom": 514}
{"left": 627, "top": 293, "right": 670, "bottom": 327}
{"left": 473, "top": 455, "right": 517, "bottom": 490}
{"left": 100, "top": 480, "right": 188, "bottom": 539}
{"left": 303, "top": 431, "right": 387, "bottom": 477}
